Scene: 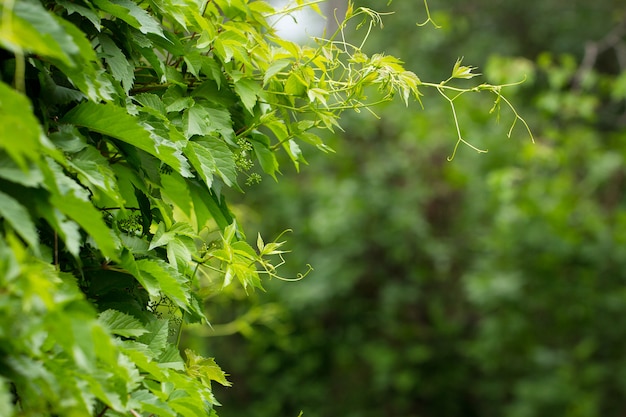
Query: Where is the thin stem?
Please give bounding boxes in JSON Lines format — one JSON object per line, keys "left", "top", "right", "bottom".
{"left": 436, "top": 86, "right": 488, "bottom": 161}
{"left": 416, "top": 0, "right": 441, "bottom": 28}
{"left": 264, "top": 0, "right": 327, "bottom": 18}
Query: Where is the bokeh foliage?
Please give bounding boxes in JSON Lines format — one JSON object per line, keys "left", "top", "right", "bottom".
{"left": 195, "top": 1, "right": 626, "bottom": 417}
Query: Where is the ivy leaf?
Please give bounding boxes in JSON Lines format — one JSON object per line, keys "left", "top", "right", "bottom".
{"left": 34, "top": 198, "right": 82, "bottom": 257}
{"left": 57, "top": 0, "right": 101, "bottom": 29}
{"left": 67, "top": 145, "right": 124, "bottom": 205}
{"left": 92, "top": 0, "right": 165, "bottom": 38}
{"left": 99, "top": 309, "right": 148, "bottom": 338}
{"left": 188, "top": 181, "right": 234, "bottom": 232}
{"left": 129, "top": 390, "right": 177, "bottom": 417}
{"left": 185, "top": 139, "right": 239, "bottom": 189}
{"left": 451, "top": 57, "right": 480, "bottom": 80}
{"left": 98, "top": 34, "right": 135, "bottom": 93}
{"left": 42, "top": 160, "right": 118, "bottom": 260}
{"left": 0, "top": 190, "right": 39, "bottom": 253}
{"left": 135, "top": 93, "right": 168, "bottom": 120}
{"left": 0, "top": 154, "right": 43, "bottom": 188}
{"left": 184, "top": 51, "right": 203, "bottom": 78}
{"left": 137, "top": 319, "right": 169, "bottom": 356}
{"left": 202, "top": 137, "right": 238, "bottom": 188}
{"left": 184, "top": 349, "right": 232, "bottom": 387}
{"left": 1, "top": 1, "right": 77, "bottom": 65}
{"left": 282, "top": 139, "right": 306, "bottom": 172}
{"left": 182, "top": 103, "right": 235, "bottom": 144}
{"left": 263, "top": 59, "right": 291, "bottom": 86}
{"left": 120, "top": 249, "right": 160, "bottom": 298}
{"left": 233, "top": 77, "right": 261, "bottom": 114}
{"left": 135, "top": 258, "right": 190, "bottom": 310}
{"left": 55, "top": 14, "right": 100, "bottom": 64}
{"left": 0, "top": 377, "right": 14, "bottom": 417}
{"left": 169, "top": 396, "right": 207, "bottom": 417}
{"left": 0, "top": 82, "right": 42, "bottom": 170}
{"left": 285, "top": 71, "right": 308, "bottom": 98}
{"left": 250, "top": 132, "right": 279, "bottom": 180}
{"left": 160, "top": 170, "right": 193, "bottom": 217}
{"left": 50, "top": 191, "right": 119, "bottom": 260}
{"left": 61, "top": 101, "right": 192, "bottom": 177}
{"left": 149, "top": 222, "right": 196, "bottom": 269}
{"left": 157, "top": 345, "right": 185, "bottom": 370}
{"left": 183, "top": 104, "right": 211, "bottom": 138}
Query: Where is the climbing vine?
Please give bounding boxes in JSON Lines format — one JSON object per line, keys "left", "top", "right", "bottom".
{"left": 0, "top": 0, "right": 529, "bottom": 415}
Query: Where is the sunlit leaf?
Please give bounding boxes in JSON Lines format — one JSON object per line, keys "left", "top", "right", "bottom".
{"left": 1, "top": 1, "right": 76, "bottom": 65}
{"left": 0, "top": 82, "right": 41, "bottom": 170}
{"left": 185, "top": 349, "right": 232, "bottom": 387}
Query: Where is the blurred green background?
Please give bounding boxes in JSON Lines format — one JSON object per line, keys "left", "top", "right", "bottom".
{"left": 184, "top": 1, "right": 626, "bottom": 416}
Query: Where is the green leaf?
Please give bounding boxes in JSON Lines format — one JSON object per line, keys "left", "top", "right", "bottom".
{"left": 250, "top": 132, "right": 279, "bottom": 180}
{"left": 451, "top": 57, "right": 480, "bottom": 80}
{"left": 50, "top": 191, "right": 119, "bottom": 260}
{"left": 185, "top": 138, "right": 238, "bottom": 189}
{"left": 203, "top": 137, "right": 238, "bottom": 188}
{"left": 0, "top": 82, "right": 42, "bottom": 170}
{"left": 57, "top": 0, "right": 101, "bottom": 29}
{"left": 185, "top": 349, "right": 232, "bottom": 387}
{"left": 139, "top": 46, "right": 167, "bottom": 80}
{"left": 0, "top": 190, "right": 38, "bottom": 253}
{"left": 233, "top": 77, "right": 261, "bottom": 114}
{"left": 120, "top": 249, "right": 160, "bottom": 297}
{"left": 149, "top": 222, "right": 195, "bottom": 251}
{"left": 129, "top": 390, "right": 177, "bottom": 417}
{"left": 99, "top": 309, "right": 148, "bottom": 338}
{"left": 0, "top": 154, "right": 43, "bottom": 187}
{"left": 158, "top": 345, "right": 185, "bottom": 370}
{"left": 135, "top": 93, "right": 168, "bottom": 120}
{"left": 98, "top": 34, "right": 135, "bottom": 93}
{"left": 34, "top": 198, "right": 82, "bottom": 257}
{"left": 188, "top": 181, "right": 234, "bottom": 231}
{"left": 136, "top": 258, "right": 190, "bottom": 309}
{"left": 92, "top": 0, "right": 165, "bottom": 38}
{"left": 67, "top": 145, "right": 124, "bottom": 205}
{"left": 55, "top": 14, "right": 100, "bottom": 64}
{"left": 161, "top": 170, "right": 193, "bottom": 217}
{"left": 282, "top": 139, "right": 306, "bottom": 172}
{"left": 169, "top": 395, "right": 206, "bottom": 417}
{"left": 201, "top": 57, "right": 223, "bottom": 87}
{"left": 137, "top": 318, "right": 170, "bottom": 355}
{"left": 263, "top": 59, "right": 291, "bottom": 85}
{"left": 182, "top": 103, "right": 235, "bottom": 145}
{"left": 285, "top": 71, "right": 308, "bottom": 98}
{"left": 183, "top": 104, "right": 211, "bottom": 138}
{"left": 49, "top": 125, "right": 88, "bottom": 153}
{"left": 1, "top": 1, "right": 76, "bottom": 65}
{"left": 0, "top": 377, "right": 15, "bottom": 417}
{"left": 61, "top": 102, "right": 192, "bottom": 177}
{"left": 184, "top": 51, "right": 204, "bottom": 78}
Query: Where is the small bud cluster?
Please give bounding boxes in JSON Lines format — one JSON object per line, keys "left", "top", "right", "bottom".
{"left": 235, "top": 138, "right": 262, "bottom": 186}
